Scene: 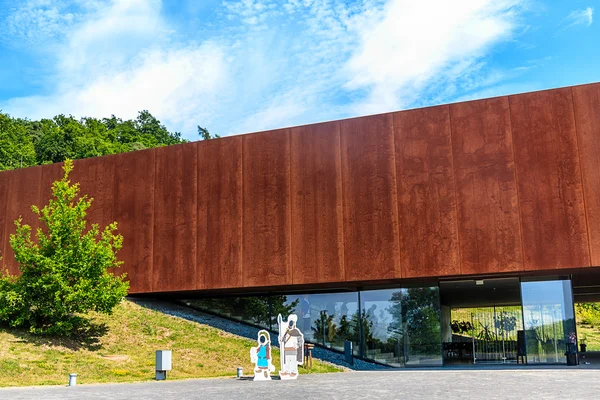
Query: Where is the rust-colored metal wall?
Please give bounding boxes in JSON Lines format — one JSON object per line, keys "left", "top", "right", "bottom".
{"left": 153, "top": 143, "right": 197, "bottom": 292}
{"left": 0, "top": 170, "right": 13, "bottom": 272}
{"left": 573, "top": 84, "right": 600, "bottom": 266}
{"left": 113, "top": 149, "right": 155, "bottom": 293}
{"left": 3, "top": 166, "right": 42, "bottom": 274}
{"left": 242, "top": 129, "right": 292, "bottom": 287}
{"left": 450, "top": 97, "right": 524, "bottom": 275}
{"left": 197, "top": 136, "right": 243, "bottom": 290}
{"left": 290, "top": 122, "right": 345, "bottom": 284}
{"left": 510, "top": 87, "right": 590, "bottom": 270}
{"left": 340, "top": 114, "right": 401, "bottom": 282}
{"left": 1, "top": 83, "right": 599, "bottom": 294}
{"left": 394, "top": 105, "right": 459, "bottom": 278}
{"left": 71, "top": 156, "right": 116, "bottom": 230}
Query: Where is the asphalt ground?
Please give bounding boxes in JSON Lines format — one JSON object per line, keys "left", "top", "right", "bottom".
{"left": 2, "top": 368, "right": 598, "bottom": 400}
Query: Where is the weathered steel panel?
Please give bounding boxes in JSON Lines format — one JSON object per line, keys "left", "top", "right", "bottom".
{"left": 510, "top": 88, "right": 590, "bottom": 270}
{"left": 3, "top": 166, "right": 42, "bottom": 274}
{"left": 71, "top": 156, "right": 116, "bottom": 230}
{"left": 341, "top": 114, "right": 401, "bottom": 281}
{"left": 290, "top": 121, "right": 345, "bottom": 284}
{"left": 114, "top": 149, "right": 155, "bottom": 293}
{"left": 153, "top": 143, "right": 198, "bottom": 292}
{"left": 242, "top": 129, "right": 292, "bottom": 287}
{"left": 450, "top": 97, "right": 524, "bottom": 274}
{"left": 395, "top": 105, "right": 460, "bottom": 278}
{"left": 0, "top": 170, "right": 12, "bottom": 273}
{"left": 573, "top": 83, "right": 600, "bottom": 266}
{"left": 197, "top": 136, "right": 243, "bottom": 289}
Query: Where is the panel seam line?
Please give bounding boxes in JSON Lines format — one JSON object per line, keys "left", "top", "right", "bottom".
{"left": 447, "top": 106, "right": 463, "bottom": 276}
{"left": 507, "top": 95, "right": 527, "bottom": 271}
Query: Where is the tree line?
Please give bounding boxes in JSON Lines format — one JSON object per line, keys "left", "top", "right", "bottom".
{"left": 0, "top": 110, "right": 218, "bottom": 171}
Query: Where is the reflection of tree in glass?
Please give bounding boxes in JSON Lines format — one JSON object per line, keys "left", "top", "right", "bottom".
{"left": 311, "top": 312, "right": 338, "bottom": 345}
{"left": 387, "top": 288, "right": 441, "bottom": 356}
{"left": 337, "top": 315, "right": 353, "bottom": 342}
{"left": 190, "top": 296, "right": 298, "bottom": 329}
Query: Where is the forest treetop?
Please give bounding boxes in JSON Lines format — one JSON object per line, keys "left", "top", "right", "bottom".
{"left": 0, "top": 110, "right": 217, "bottom": 171}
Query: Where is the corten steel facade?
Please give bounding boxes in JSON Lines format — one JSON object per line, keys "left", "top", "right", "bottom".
{"left": 1, "top": 83, "right": 600, "bottom": 297}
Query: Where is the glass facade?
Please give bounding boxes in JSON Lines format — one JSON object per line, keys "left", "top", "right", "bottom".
{"left": 360, "top": 287, "right": 442, "bottom": 366}
{"left": 188, "top": 285, "right": 442, "bottom": 367}
{"left": 187, "top": 277, "right": 577, "bottom": 368}
{"left": 282, "top": 292, "right": 360, "bottom": 355}
{"left": 521, "top": 279, "right": 576, "bottom": 364}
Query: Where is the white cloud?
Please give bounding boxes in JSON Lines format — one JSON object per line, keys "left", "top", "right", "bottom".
{"left": 344, "top": 0, "right": 524, "bottom": 114}
{"left": 6, "top": 43, "right": 228, "bottom": 132}
{"left": 0, "top": 0, "right": 78, "bottom": 46}
{"left": 3, "top": 0, "right": 229, "bottom": 134}
{"left": 1, "top": 0, "right": 528, "bottom": 138}
{"left": 558, "top": 7, "right": 593, "bottom": 33}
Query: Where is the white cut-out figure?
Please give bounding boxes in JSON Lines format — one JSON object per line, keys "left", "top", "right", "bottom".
{"left": 278, "top": 314, "right": 304, "bottom": 380}
{"left": 250, "top": 330, "right": 275, "bottom": 381}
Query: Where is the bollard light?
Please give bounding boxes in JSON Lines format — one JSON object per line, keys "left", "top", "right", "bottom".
{"left": 69, "top": 373, "right": 77, "bottom": 386}
{"left": 237, "top": 367, "right": 243, "bottom": 378}
{"left": 155, "top": 350, "right": 172, "bottom": 380}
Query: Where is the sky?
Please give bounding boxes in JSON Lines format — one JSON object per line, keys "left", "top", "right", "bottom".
{"left": 0, "top": 0, "right": 598, "bottom": 139}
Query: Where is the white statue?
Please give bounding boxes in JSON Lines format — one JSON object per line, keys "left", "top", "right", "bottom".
{"left": 250, "top": 330, "right": 275, "bottom": 381}
{"left": 277, "top": 314, "right": 304, "bottom": 379}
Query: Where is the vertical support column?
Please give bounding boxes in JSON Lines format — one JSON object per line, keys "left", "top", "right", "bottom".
{"left": 357, "top": 290, "right": 364, "bottom": 358}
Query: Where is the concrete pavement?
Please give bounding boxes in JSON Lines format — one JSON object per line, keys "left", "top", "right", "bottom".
{"left": 2, "top": 369, "right": 597, "bottom": 400}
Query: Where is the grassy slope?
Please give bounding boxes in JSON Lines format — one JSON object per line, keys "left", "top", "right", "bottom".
{"left": 577, "top": 323, "right": 600, "bottom": 351}
{"left": 0, "top": 300, "right": 340, "bottom": 387}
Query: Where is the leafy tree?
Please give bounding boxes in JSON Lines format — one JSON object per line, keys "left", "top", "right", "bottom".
{"left": 0, "top": 113, "right": 36, "bottom": 170}
{"left": 0, "top": 109, "right": 203, "bottom": 171}
{"left": 0, "top": 160, "right": 129, "bottom": 336}
{"left": 198, "top": 125, "right": 220, "bottom": 140}
{"left": 576, "top": 302, "right": 600, "bottom": 325}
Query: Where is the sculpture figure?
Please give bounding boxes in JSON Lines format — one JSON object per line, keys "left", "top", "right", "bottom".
{"left": 277, "top": 313, "right": 304, "bottom": 379}
{"left": 250, "top": 330, "right": 275, "bottom": 381}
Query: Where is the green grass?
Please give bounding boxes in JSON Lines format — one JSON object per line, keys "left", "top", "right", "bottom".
{"left": 0, "top": 300, "right": 341, "bottom": 387}
{"left": 577, "top": 323, "right": 600, "bottom": 351}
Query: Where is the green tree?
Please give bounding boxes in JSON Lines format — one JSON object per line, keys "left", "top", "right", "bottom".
{"left": 0, "top": 160, "right": 129, "bottom": 336}
{"left": 0, "top": 110, "right": 192, "bottom": 168}
{"left": 0, "top": 110, "right": 215, "bottom": 171}
{"left": 0, "top": 113, "right": 36, "bottom": 170}
{"left": 198, "top": 125, "right": 220, "bottom": 140}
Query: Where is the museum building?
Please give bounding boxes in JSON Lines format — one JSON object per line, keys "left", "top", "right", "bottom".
{"left": 1, "top": 83, "right": 600, "bottom": 367}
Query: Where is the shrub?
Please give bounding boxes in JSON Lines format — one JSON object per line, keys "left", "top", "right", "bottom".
{"left": 0, "top": 159, "right": 129, "bottom": 336}
{"left": 576, "top": 303, "right": 600, "bottom": 326}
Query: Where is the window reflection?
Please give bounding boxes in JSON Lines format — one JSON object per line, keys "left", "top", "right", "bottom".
{"left": 283, "top": 292, "right": 360, "bottom": 355}
{"left": 186, "top": 285, "right": 443, "bottom": 367}
{"left": 521, "top": 279, "right": 576, "bottom": 364}
{"left": 361, "top": 287, "right": 442, "bottom": 366}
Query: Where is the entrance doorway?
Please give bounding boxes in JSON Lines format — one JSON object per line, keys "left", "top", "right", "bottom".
{"left": 439, "top": 278, "right": 524, "bottom": 365}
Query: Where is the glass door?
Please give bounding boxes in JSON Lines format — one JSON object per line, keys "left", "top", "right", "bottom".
{"left": 471, "top": 306, "right": 522, "bottom": 364}
{"left": 440, "top": 277, "right": 523, "bottom": 366}
{"left": 521, "top": 279, "right": 576, "bottom": 364}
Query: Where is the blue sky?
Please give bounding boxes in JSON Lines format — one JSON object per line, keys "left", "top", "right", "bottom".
{"left": 0, "top": 0, "right": 598, "bottom": 138}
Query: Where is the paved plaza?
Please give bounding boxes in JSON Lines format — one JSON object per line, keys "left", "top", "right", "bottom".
{"left": 2, "top": 368, "right": 598, "bottom": 400}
